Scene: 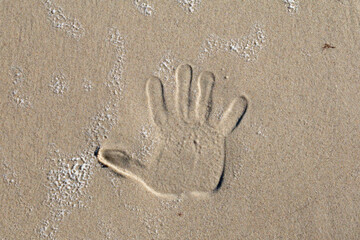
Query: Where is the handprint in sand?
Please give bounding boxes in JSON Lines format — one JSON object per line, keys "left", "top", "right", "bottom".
{"left": 98, "top": 64, "right": 248, "bottom": 198}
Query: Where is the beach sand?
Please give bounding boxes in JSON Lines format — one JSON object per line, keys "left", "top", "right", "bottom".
{"left": 1, "top": 0, "right": 360, "bottom": 239}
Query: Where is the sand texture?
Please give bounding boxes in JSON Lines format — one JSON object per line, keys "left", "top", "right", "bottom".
{"left": 1, "top": 0, "right": 360, "bottom": 239}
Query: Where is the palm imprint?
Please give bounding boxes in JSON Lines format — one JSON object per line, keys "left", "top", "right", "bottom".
{"left": 98, "top": 64, "right": 248, "bottom": 198}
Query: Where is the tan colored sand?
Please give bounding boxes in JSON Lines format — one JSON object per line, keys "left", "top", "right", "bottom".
{"left": 1, "top": 0, "right": 360, "bottom": 239}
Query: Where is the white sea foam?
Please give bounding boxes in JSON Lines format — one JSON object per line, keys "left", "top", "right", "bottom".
{"left": 42, "top": 0, "right": 85, "bottom": 39}
{"left": 283, "top": 0, "right": 299, "bottom": 13}
{"left": 8, "top": 66, "right": 32, "bottom": 108}
{"left": 133, "top": 0, "right": 154, "bottom": 16}
{"left": 38, "top": 28, "right": 126, "bottom": 239}
{"left": 197, "top": 24, "right": 266, "bottom": 63}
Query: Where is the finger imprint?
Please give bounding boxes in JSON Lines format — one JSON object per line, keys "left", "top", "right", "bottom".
{"left": 175, "top": 64, "right": 193, "bottom": 121}
{"left": 217, "top": 96, "right": 248, "bottom": 135}
{"left": 146, "top": 77, "right": 168, "bottom": 126}
{"left": 196, "top": 71, "right": 215, "bottom": 123}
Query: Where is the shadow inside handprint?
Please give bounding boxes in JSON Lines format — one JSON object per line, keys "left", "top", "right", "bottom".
{"left": 98, "top": 64, "right": 247, "bottom": 198}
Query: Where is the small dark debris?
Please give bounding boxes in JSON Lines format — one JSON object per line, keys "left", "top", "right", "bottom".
{"left": 177, "top": 212, "right": 183, "bottom": 217}
{"left": 94, "top": 146, "right": 107, "bottom": 168}
{"left": 94, "top": 146, "right": 100, "bottom": 157}
{"left": 322, "top": 43, "right": 335, "bottom": 50}
{"left": 99, "top": 162, "right": 108, "bottom": 168}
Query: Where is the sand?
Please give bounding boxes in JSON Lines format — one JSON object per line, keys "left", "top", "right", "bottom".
{"left": 1, "top": 0, "right": 360, "bottom": 239}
